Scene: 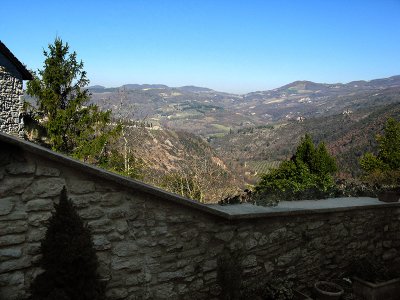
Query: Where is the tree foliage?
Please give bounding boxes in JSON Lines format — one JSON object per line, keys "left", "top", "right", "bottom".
{"left": 160, "top": 171, "right": 203, "bottom": 201}
{"left": 99, "top": 148, "right": 144, "bottom": 180}
{"left": 359, "top": 118, "right": 400, "bottom": 186}
{"left": 255, "top": 134, "right": 337, "bottom": 203}
{"left": 156, "top": 151, "right": 237, "bottom": 203}
{"left": 26, "top": 38, "right": 119, "bottom": 161}
{"left": 29, "top": 187, "right": 105, "bottom": 300}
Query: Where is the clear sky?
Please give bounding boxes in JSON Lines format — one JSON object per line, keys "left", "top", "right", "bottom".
{"left": 2, "top": 0, "right": 400, "bottom": 94}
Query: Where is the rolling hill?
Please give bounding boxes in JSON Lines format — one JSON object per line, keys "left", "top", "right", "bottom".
{"left": 89, "top": 75, "right": 400, "bottom": 138}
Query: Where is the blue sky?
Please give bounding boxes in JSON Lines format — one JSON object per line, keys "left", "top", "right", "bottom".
{"left": 2, "top": 0, "right": 400, "bottom": 93}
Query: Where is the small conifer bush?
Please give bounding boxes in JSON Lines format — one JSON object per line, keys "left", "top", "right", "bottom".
{"left": 29, "top": 187, "right": 105, "bottom": 300}
{"left": 217, "top": 250, "right": 243, "bottom": 300}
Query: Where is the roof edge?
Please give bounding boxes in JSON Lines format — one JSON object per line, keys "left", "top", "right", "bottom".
{"left": 0, "top": 41, "right": 33, "bottom": 80}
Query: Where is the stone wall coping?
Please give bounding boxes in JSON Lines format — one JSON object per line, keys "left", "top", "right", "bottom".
{"left": 0, "top": 132, "right": 229, "bottom": 218}
{"left": 208, "top": 198, "right": 400, "bottom": 220}
{"left": 2, "top": 132, "right": 400, "bottom": 221}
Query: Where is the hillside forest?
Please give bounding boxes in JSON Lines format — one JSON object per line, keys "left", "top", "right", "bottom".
{"left": 24, "top": 39, "right": 400, "bottom": 204}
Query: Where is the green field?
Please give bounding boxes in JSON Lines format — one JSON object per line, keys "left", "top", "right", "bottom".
{"left": 211, "top": 123, "right": 231, "bottom": 132}
{"left": 246, "top": 160, "right": 280, "bottom": 176}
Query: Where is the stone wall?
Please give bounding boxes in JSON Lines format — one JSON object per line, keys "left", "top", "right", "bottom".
{"left": 1, "top": 135, "right": 400, "bottom": 299}
{"left": 0, "top": 60, "right": 24, "bottom": 137}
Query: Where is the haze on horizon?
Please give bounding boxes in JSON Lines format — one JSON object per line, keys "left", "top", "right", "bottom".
{"left": 2, "top": 0, "right": 400, "bottom": 94}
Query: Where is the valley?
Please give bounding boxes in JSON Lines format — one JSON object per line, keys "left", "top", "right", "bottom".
{"left": 88, "top": 75, "right": 400, "bottom": 185}
{"left": 89, "top": 75, "right": 400, "bottom": 137}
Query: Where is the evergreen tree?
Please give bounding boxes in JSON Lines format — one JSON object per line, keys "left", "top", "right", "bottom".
{"left": 29, "top": 187, "right": 105, "bottom": 300}
{"left": 255, "top": 134, "right": 337, "bottom": 203}
{"left": 26, "top": 38, "right": 120, "bottom": 162}
{"left": 313, "top": 142, "right": 337, "bottom": 174}
{"left": 293, "top": 134, "right": 315, "bottom": 168}
{"left": 360, "top": 118, "right": 400, "bottom": 185}
{"left": 292, "top": 134, "right": 337, "bottom": 176}
{"left": 375, "top": 118, "right": 400, "bottom": 170}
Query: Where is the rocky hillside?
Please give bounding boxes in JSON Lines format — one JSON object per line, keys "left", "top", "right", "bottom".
{"left": 210, "top": 102, "right": 400, "bottom": 178}
{"left": 113, "top": 126, "right": 245, "bottom": 202}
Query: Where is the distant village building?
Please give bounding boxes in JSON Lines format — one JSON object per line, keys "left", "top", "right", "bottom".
{"left": 299, "top": 97, "right": 311, "bottom": 103}
{"left": 342, "top": 108, "right": 353, "bottom": 116}
{"left": 296, "top": 116, "right": 306, "bottom": 122}
{"left": 0, "top": 41, "right": 33, "bottom": 137}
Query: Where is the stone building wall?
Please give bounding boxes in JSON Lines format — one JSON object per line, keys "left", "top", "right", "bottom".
{"left": 0, "top": 56, "right": 24, "bottom": 137}
{"left": 1, "top": 135, "right": 400, "bottom": 299}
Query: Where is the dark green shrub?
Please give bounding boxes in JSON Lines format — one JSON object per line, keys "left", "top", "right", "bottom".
{"left": 219, "top": 189, "right": 254, "bottom": 205}
{"left": 217, "top": 250, "right": 243, "bottom": 300}
{"left": 360, "top": 118, "right": 400, "bottom": 187}
{"left": 254, "top": 134, "right": 337, "bottom": 204}
{"left": 29, "top": 187, "right": 105, "bottom": 300}
{"left": 331, "top": 178, "right": 380, "bottom": 197}
{"left": 348, "top": 256, "right": 398, "bottom": 283}
{"left": 241, "top": 278, "right": 294, "bottom": 300}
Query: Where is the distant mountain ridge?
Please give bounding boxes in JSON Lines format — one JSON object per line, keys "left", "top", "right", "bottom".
{"left": 89, "top": 84, "right": 216, "bottom": 93}
{"left": 89, "top": 75, "right": 400, "bottom": 137}
{"left": 89, "top": 75, "right": 400, "bottom": 95}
